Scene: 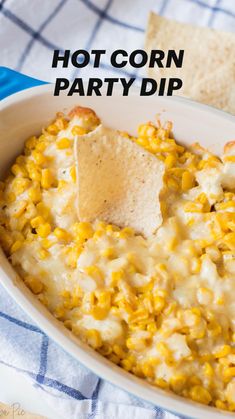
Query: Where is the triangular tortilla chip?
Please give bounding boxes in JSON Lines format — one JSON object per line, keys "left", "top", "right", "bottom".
{"left": 74, "top": 125, "right": 165, "bottom": 236}
{"left": 145, "top": 13, "right": 235, "bottom": 114}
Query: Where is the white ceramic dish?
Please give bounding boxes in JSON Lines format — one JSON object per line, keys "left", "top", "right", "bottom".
{"left": 0, "top": 85, "right": 235, "bottom": 419}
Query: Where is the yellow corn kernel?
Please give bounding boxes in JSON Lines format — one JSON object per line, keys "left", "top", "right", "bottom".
{"left": 35, "top": 141, "right": 48, "bottom": 152}
{"left": 106, "top": 224, "right": 120, "bottom": 234}
{"left": 147, "top": 323, "right": 157, "bottom": 334}
{"left": 108, "top": 354, "right": 120, "bottom": 365}
{"left": 73, "top": 221, "right": 94, "bottom": 241}
{"left": 165, "top": 154, "right": 176, "bottom": 169}
{"left": 184, "top": 202, "right": 204, "bottom": 213}
{"left": 136, "top": 137, "right": 150, "bottom": 148}
{"left": 28, "top": 187, "right": 41, "bottom": 203}
{"left": 189, "top": 385, "right": 212, "bottom": 405}
{"left": 120, "top": 358, "right": 134, "bottom": 371}
{"left": 23, "top": 202, "right": 36, "bottom": 220}
{"left": 208, "top": 321, "right": 222, "bottom": 338}
{"left": 16, "top": 155, "right": 24, "bottom": 164}
{"left": 65, "top": 246, "right": 82, "bottom": 268}
{"left": 57, "top": 180, "right": 68, "bottom": 190}
{"left": 41, "top": 168, "right": 55, "bottom": 189}
{"left": 214, "top": 345, "right": 232, "bottom": 359}
{"left": 228, "top": 220, "right": 235, "bottom": 232}
{"left": 111, "top": 270, "right": 124, "bottom": 286}
{"left": 13, "top": 178, "right": 30, "bottom": 196}
{"left": 153, "top": 296, "right": 166, "bottom": 314}
{"left": 11, "top": 164, "right": 28, "bottom": 177}
{"left": 60, "top": 290, "right": 71, "bottom": 300}
{"left": 215, "top": 212, "right": 235, "bottom": 231}
{"left": 129, "top": 308, "right": 149, "bottom": 324}
{"left": 217, "top": 201, "right": 235, "bottom": 210}
{"left": 10, "top": 240, "right": 23, "bottom": 254}
{"left": 197, "top": 287, "right": 213, "bottom": 305}
{"left": 224, "top": 155, "right": 235, "bottom": 162}
{"left": 97, "top": 291, "right": 111, "bottom": 307}
{"left": 215, "top": 400, "right": 227, "bottom": 410}
{"left": 156, "top": 342, "right": 171, "bottom": 359}
{"left": 223, "top": 367, "right": 235, "bottom": 378}
{"left": 155, "top": 263, "right": 167, "bottom": 273}
{"left": 120, "top": 227, "right": 134, "bottom": 238}
{"left": 25, "top": 275, "right": 43, "bottom": 294}
{"left": 28, "top": 165, "right": 41, "bottom": 182}
{"left": 25, "top": 136, "right": 37, "bottom": 150}
{"left": 170, "top": 375, "right": 187, "bottom": 393}
{"left": 168, "top": 167, "right": 185, "bottom": 178}
{"left": 85, "top": 329, "right": 102, "bottom": 349}
{"left": 41, "top": 238, "right": 53, "bottom": 249}
{"left": 93, "top": 229, "right": 105, "bottom": 240}
{"left": 186, "top": 217, "right": 195, "bottom": 227}
{"left": 141, "top": 362, "right": 154, "bottom": 378}
{"left": 36, "top": 202, "right": 50, "bottom": 220}
{"left": 54, "top": 227, "right": 71, "bottom": 242}
{"left": 0, "top": 228, "right": 13, "bottom": 252}
{"left": 32, "top": 150, "right": 47, "bottom": 165}
{"left": 203, "top": 362, "right": 214, "bottom": 377}
{"left": 71, "top": 126, "right": 87, "bottom": 136}
{"left": 191, "top": 257, "right": 201, "bottom": 274}
{"left": 37, "top": 223, "right": 51, "bottom": 238}
{"left": 167, "top": 236, "right": 178, "bottom": 251}
{"left": 154, "top": 378, "right": 169, "bottom": 390}
{"left": 85, "top": 265, "right": 103, "bottom": 282}
{"left": 55, "top": 116, "right": 68, "bottom": 130}
{"left": 215, "top": 296, "right": 225, "bottom": 305}
{"left": 90, "top": 306, "right": 109, "bottom": 320}
{"left": 181, "top": 171, "right": 195, "bottom": 191}
{"left": 30, "top": 215, "right": 45, "bottom": 228}
{"left": 101, "top": 247, "right": 115, "bottom": 259}
{"left": 98, "top": 343, "right": 112, "bottom": 356}
{"left": 205, "top": 245, "right": 221, "bottom": 262}
{"left": 46, "top": 123, "right": 59, "bottom": 135}
{"left": 198, "top": 193, "right": 210, "bottom": 209}
{"left": 113, "top": 344, "right": 126, "bottom": 359}
{"left": 12, "top": 200, "right": 27, "bottom": 218}
{"left": 138, "top": 123, "right": 156, "bottom": 138}
{"left": 223, "top": 232, "right": 235, "bottom": 250}
{"left": 38, "top": 248, "right": 49, "bottom": 260}
{"left": 56, "top": 137, "right": 71, "bottom": 149}
{"left": 166, "top": 177, "right": 179, "bottom": 191}
{"left": 5, "top": 191, "right": 16, "bottom": 203}
{"left": 54, "top": 306, "right": 65, "bottom": 319}
{"left": 126, "top": 337, "right": 147, "bottom": 352}
{"left": 70, "top": 165, "right": 76, "bottom": 182}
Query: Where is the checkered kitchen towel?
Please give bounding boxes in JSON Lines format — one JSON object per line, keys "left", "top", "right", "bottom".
{"left": 0, "top": 1, "right": 235, "bottom": 418}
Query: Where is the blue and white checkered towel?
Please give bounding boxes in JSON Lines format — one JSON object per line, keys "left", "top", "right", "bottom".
{"left": 0, "top": 1, "right": 235, "bottom": 418}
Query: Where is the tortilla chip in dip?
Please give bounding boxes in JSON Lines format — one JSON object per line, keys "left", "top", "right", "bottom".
{"left": 145, "top": 12, "right": 235, "bottom": 114}
{"left": 74, "top": 124, "right": 165, "bottom": 236}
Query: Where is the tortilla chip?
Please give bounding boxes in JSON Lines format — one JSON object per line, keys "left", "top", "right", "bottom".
{"left": 74, "top": 125, "right": 165, "bottom": 236}
{"left": 145, "top": 13, "right": 235, "bottom": 114}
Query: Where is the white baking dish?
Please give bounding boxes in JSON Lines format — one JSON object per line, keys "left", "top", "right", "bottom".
{"left": 0, "top": 84, "right": 235, "bottom": 419}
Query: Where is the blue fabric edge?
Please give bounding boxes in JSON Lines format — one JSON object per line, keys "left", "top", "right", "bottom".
{"left": 0, "top": 66, "right": 48, "bottom": 100}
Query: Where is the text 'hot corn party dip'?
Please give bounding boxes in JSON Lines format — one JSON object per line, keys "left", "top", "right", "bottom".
{"left": 0, "top": 106, "right": 235, "bottom": 411}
